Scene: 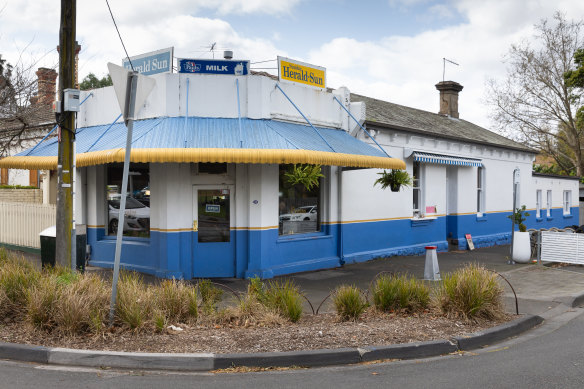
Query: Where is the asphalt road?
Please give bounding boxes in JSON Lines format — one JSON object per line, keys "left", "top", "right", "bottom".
{"left": 2, "top": 308, "right": 584, "bottom": 389}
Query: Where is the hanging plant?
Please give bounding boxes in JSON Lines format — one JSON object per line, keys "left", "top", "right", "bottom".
{"left": 285, "top": 164, "right": 324, "bottom": 191}
{"left": 374, "top": 169, "right": 413, "bottom": 192}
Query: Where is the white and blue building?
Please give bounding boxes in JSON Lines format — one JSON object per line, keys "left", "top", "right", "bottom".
{"left": 1, "top": 59, "right": 578, "bottom": 279}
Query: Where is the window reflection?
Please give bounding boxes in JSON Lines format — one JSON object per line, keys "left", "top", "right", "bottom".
{"left": 106, "top": 163, "right": 150, "bottom": 238}
{"left": 278, "top": 164, "right": 321, "bottom": 235}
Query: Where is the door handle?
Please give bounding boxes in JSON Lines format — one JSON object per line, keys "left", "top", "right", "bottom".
{"left": 193, "top": 220, "right": 198, "bottom": 231}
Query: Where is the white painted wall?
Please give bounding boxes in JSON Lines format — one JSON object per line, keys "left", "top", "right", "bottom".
{"left": 78, "top": 73, "right": 350, "bottom": 130}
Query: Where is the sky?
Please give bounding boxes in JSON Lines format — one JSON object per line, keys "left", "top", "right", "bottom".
{"left": 1, "top": 0, "right": 583, "bottom": 130}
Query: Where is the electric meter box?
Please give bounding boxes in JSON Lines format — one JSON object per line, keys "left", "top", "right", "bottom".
{"left": 63, "top": 88, "right": 81, "bottom": 112}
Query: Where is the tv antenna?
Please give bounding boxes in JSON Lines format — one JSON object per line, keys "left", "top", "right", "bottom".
{"left": 209, "top": 42, "right": 217, "bottom": 58}
{"left": 442, "top": 58, "right": 459, "bottom": 81}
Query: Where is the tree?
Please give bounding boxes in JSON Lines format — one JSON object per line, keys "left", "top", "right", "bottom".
{"left": 487, "top": 13, "right": 584, "bottom": 175}
{"left": 80, "top": 73, "right": 112, "bottom": 91}
{"left": 0, "top": 54, "right": 53, "bottom": 158}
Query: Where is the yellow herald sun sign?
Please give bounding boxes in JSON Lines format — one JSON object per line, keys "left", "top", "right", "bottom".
{"left": 278, "top": 56, "right": 326, "bottom": 89}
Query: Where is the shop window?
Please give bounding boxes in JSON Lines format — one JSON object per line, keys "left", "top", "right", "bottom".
{"left": 278, "top": 164, "right": 321, "bottom": 236}
{"left": 536, "top": 189, "right": 542, "bottom": 218}
{"left": 546, "top": 190, "right": 552, "bottom": 217}
{"left": 477, "top": 166, "right": 485, "bottom": 215}
{"left": 563, "top": 190, "right": 572, "bottom": 215}
{"left": 412, "top": 162, "right": 423, "bottom": 217}
{"left": 106, "top": 163, "right": 150, "bottom": 238}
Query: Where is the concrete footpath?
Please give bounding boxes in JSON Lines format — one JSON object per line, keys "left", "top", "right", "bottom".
{"left": 2, "top": 245, "right": 584, "bottom": 371}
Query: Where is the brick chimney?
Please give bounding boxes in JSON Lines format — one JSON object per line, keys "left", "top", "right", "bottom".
{"left": 435, "top": 81, "right": 463, "bottom": 118}
{"left": 32, "top": 67, "right": 58, "bottom": 106}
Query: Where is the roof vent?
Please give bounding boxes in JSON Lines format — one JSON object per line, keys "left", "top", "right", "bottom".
{"left": 223, "top": 50, "right": 233, "bottom": 60}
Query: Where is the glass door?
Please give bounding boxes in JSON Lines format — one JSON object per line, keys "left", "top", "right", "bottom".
{"left": 192, "top": 185, "right": 235, "bottom": 277}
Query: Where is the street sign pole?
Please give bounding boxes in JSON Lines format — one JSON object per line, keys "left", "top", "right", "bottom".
{"left": 108, "top": 72, "right": 138, "bottom": 325}
{"left": 509, "top": 168, "right": 520, "bottom": 264}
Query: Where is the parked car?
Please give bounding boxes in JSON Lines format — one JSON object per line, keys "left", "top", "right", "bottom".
{"left": 108, "top": 196, "right": 150, "bottom": 234}
{"left": 279, "top": 205, "right": 317, "bottom": 222}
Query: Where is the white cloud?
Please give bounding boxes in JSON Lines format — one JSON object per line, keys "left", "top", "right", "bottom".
{"left": 308, "top": 0, "right": 584, "bottom": 129}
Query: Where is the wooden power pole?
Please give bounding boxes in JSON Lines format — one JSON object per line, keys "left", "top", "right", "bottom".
{"left": 55, "top": 0, "right": 76, "bottom": 268}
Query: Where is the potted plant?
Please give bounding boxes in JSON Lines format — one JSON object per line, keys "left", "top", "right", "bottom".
{"left": 507, "top": 205, "right": 531, "bottom": 263}
{"left": 374, "top": 169, "right": 413, "bottom": 192}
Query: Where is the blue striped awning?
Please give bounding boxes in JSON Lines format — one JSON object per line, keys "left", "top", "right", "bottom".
{"left": 412, "top": 151, "right": 482, "bottom": 167}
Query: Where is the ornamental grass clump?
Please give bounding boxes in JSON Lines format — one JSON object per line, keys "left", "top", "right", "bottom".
{"left": 0, "top": 255, "right": 40, "bottom": 315}
{"left": 332, "top": 285, "right": 368, "bottom": 321}
{"left": 152, "top": 279, "right": 198, "bottom": 324}
{"left": 116, "top": 271, "right": 153, "bottom": 330}
{"left": 197, "top": 279, "right": 223, "bottom": 315}
{"left": 434, "top": 264, "right": 504, "bottom": 321}
{"left": 245, "top": 277, "right": 303, "bottom": 323}
{"left": 372, "top": 274, "right": 430, "bottom": 313}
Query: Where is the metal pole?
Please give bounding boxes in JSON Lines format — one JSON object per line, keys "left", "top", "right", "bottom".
{"left": 109, "top": 72, "right": 138, "bottom": 325}
{"left": 55, "top": 0, "right": 76, "bottom": 268}
{"left": 509, "top": 169, "right": 518, "bottom": 264}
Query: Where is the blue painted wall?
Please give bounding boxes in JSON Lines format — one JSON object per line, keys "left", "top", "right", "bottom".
{"left": 87, "top": 207, "right": 579, "bottom": 279}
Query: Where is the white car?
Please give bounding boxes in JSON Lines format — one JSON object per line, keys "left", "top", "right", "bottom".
{"left": 279, "top": 205, "right": 318, "bottom": 222}
{"left": 108, "top": 196, "right": 150, "bottom": 233}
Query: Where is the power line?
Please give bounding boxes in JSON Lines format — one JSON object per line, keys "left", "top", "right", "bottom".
{"left": 104, "top": 0, "right": 134, "bottom": 71}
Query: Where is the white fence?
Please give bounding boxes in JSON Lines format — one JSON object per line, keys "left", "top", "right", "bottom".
{"left": 540, "top": 231, "right": 584, "bottom": 265}
{"left": 0, "top": 201, "right": 56, "bottom": 249}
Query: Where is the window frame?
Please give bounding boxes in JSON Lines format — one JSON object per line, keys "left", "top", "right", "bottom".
{"left": 546, "top": 190, "right": 552, "bottom": 218}
{"left": 563, "top": 190, "right": 572, "bottom": 215}
{"left": 477, "top": 166, "right": 485, "bottom": 216}
{"left": 412, "top": 161, "right": 423, "bottom": 218}
{"left": 536, "top": 189, "right": 542, "bottom": 219}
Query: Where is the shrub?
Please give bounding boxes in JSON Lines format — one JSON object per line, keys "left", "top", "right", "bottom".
{"left": 0, "top": 256, "right": 40, "bottom": 312}
{"left": 152, "top": 279, "right": 198, "bottom": 324}
{"left": 372, "top": 274, "right": 429, "bottom": 313}
{"left": 434, "top": 264, "right": 504, "bottom": 321}
{"left": 198, "top": 279, "right": 223, "bottom": 315}
{"left": 332, "top": 285, "right": 368, "bottom": 321}
{"left": 53, "top": 273, "right": 109, "bottom": 334}
{"left": 263, "top": 280, "right": 303, "bottom": 322}
{"left": 26, "top": 275, "right": 61, "bottom": 330}
{"left": 116, "top": 272, "right": 152, "bottom": 330}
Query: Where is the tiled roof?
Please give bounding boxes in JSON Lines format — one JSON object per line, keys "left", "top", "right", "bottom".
{"left": 350, "top": 93, "right": 534, "bottom": 153}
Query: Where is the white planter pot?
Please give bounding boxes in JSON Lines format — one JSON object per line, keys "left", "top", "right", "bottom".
{"left": 512, "top": 231, "right": 531, "bottom": 263}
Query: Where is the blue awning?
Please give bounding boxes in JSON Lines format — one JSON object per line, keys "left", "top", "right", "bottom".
{"left": 412, "top": 151, "right": 482, "bottom": 167}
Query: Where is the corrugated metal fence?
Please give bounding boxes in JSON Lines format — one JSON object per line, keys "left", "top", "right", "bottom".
{"left": 541, "top": 231, "right": 584, "bottom": 265}
{"left": 0, "top": 201, "right": 55, "bottom": 249}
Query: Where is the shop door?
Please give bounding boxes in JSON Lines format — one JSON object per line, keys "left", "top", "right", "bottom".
{"left": 192, "top": 185, "right": 235, "bottom": 278}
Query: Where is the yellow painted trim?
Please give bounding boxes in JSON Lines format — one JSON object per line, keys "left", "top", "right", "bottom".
{"left": 339, "top": 216, "right": 413, "bottom": 224}
{"left": 231, "top": 226, "right": 279, "bottom": 231}
{"left": 0, "top": 148, "right": 406, "bottom": 170}
{"left": 87, "top": 225, "right": 105, "bottom": 229}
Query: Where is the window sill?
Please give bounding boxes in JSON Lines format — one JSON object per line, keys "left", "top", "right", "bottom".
{"left": 411, "top": 217, "right": 436, "bottom": 227}
{"left": 277, "top": 232, "right": 332, "bottom": 243}
{"left": 101, "top": 236, "right": 150, "bottom": 244}
{"left": 476, "top": 213, "right": 487, "bottom": 222}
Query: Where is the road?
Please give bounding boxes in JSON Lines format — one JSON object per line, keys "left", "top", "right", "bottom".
{"left": 2, "top": 307, "right": 583, "bottom": 389}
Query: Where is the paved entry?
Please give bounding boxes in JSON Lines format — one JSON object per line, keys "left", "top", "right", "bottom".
{"left": 192, "top": 185, "right": 235, "bottom": 277}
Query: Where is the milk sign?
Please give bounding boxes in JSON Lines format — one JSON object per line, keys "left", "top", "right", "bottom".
{"left": 178, "top": 59, "right": 249, "bottom": 75}
{"left": 123, "top": 47, "right": 173, "bottom": 76}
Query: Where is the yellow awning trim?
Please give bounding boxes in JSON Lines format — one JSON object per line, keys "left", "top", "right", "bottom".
{"left": 0, "top": 148, "right": 406, "bottom": 170}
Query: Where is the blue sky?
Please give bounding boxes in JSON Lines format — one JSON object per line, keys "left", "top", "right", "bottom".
{"left": 1, "top": 0, "right": 583, "bottom": 129}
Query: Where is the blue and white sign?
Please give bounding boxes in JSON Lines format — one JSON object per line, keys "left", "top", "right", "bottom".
{"left": 205, "top": 204, "right": 221, "bottom": 213}
{"left": 178, "top": 59, "right": 249, "bottom": 76}
{"left": 123, "top": 47, "right": 173, "bottom": 76}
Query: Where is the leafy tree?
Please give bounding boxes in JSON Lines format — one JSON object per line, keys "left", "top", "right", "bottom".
{"left": 487, "top": 13, "right": 584, "bottom": 175}
{"left": 79, "top": 73, "right": 112, "bottom": 91}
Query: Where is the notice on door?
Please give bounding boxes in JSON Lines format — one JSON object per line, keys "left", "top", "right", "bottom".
{"left": 205, "top": 204, "right": 220, "bottom": 213}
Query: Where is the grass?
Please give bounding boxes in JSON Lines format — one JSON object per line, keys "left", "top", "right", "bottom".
{"left": 152, "top": 279, "right": 198, "bottom": 324}
{"left": 372, "top": 274, "right": 430, "bottom": 313}
{"left": 198, "top": 279, "right": 223, "bottom": 315}
{"left": 434, "top": 264, "right": 505, "bottom": 321}
{"left": 0, "top": 254, "right": 41, "bottom": 313}
{"left": 247, "top": 278, "right": 303, "bottom": 322}
{"left": 332, "top": 285, "right": 368, "bottom": 321}
{"left": 116, "top": 271, "right": 152, "bottom": 330}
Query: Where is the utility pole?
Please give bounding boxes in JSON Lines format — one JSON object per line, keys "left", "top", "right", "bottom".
{"left": 55, "top": 0, "right": 76, "bottom": 268}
